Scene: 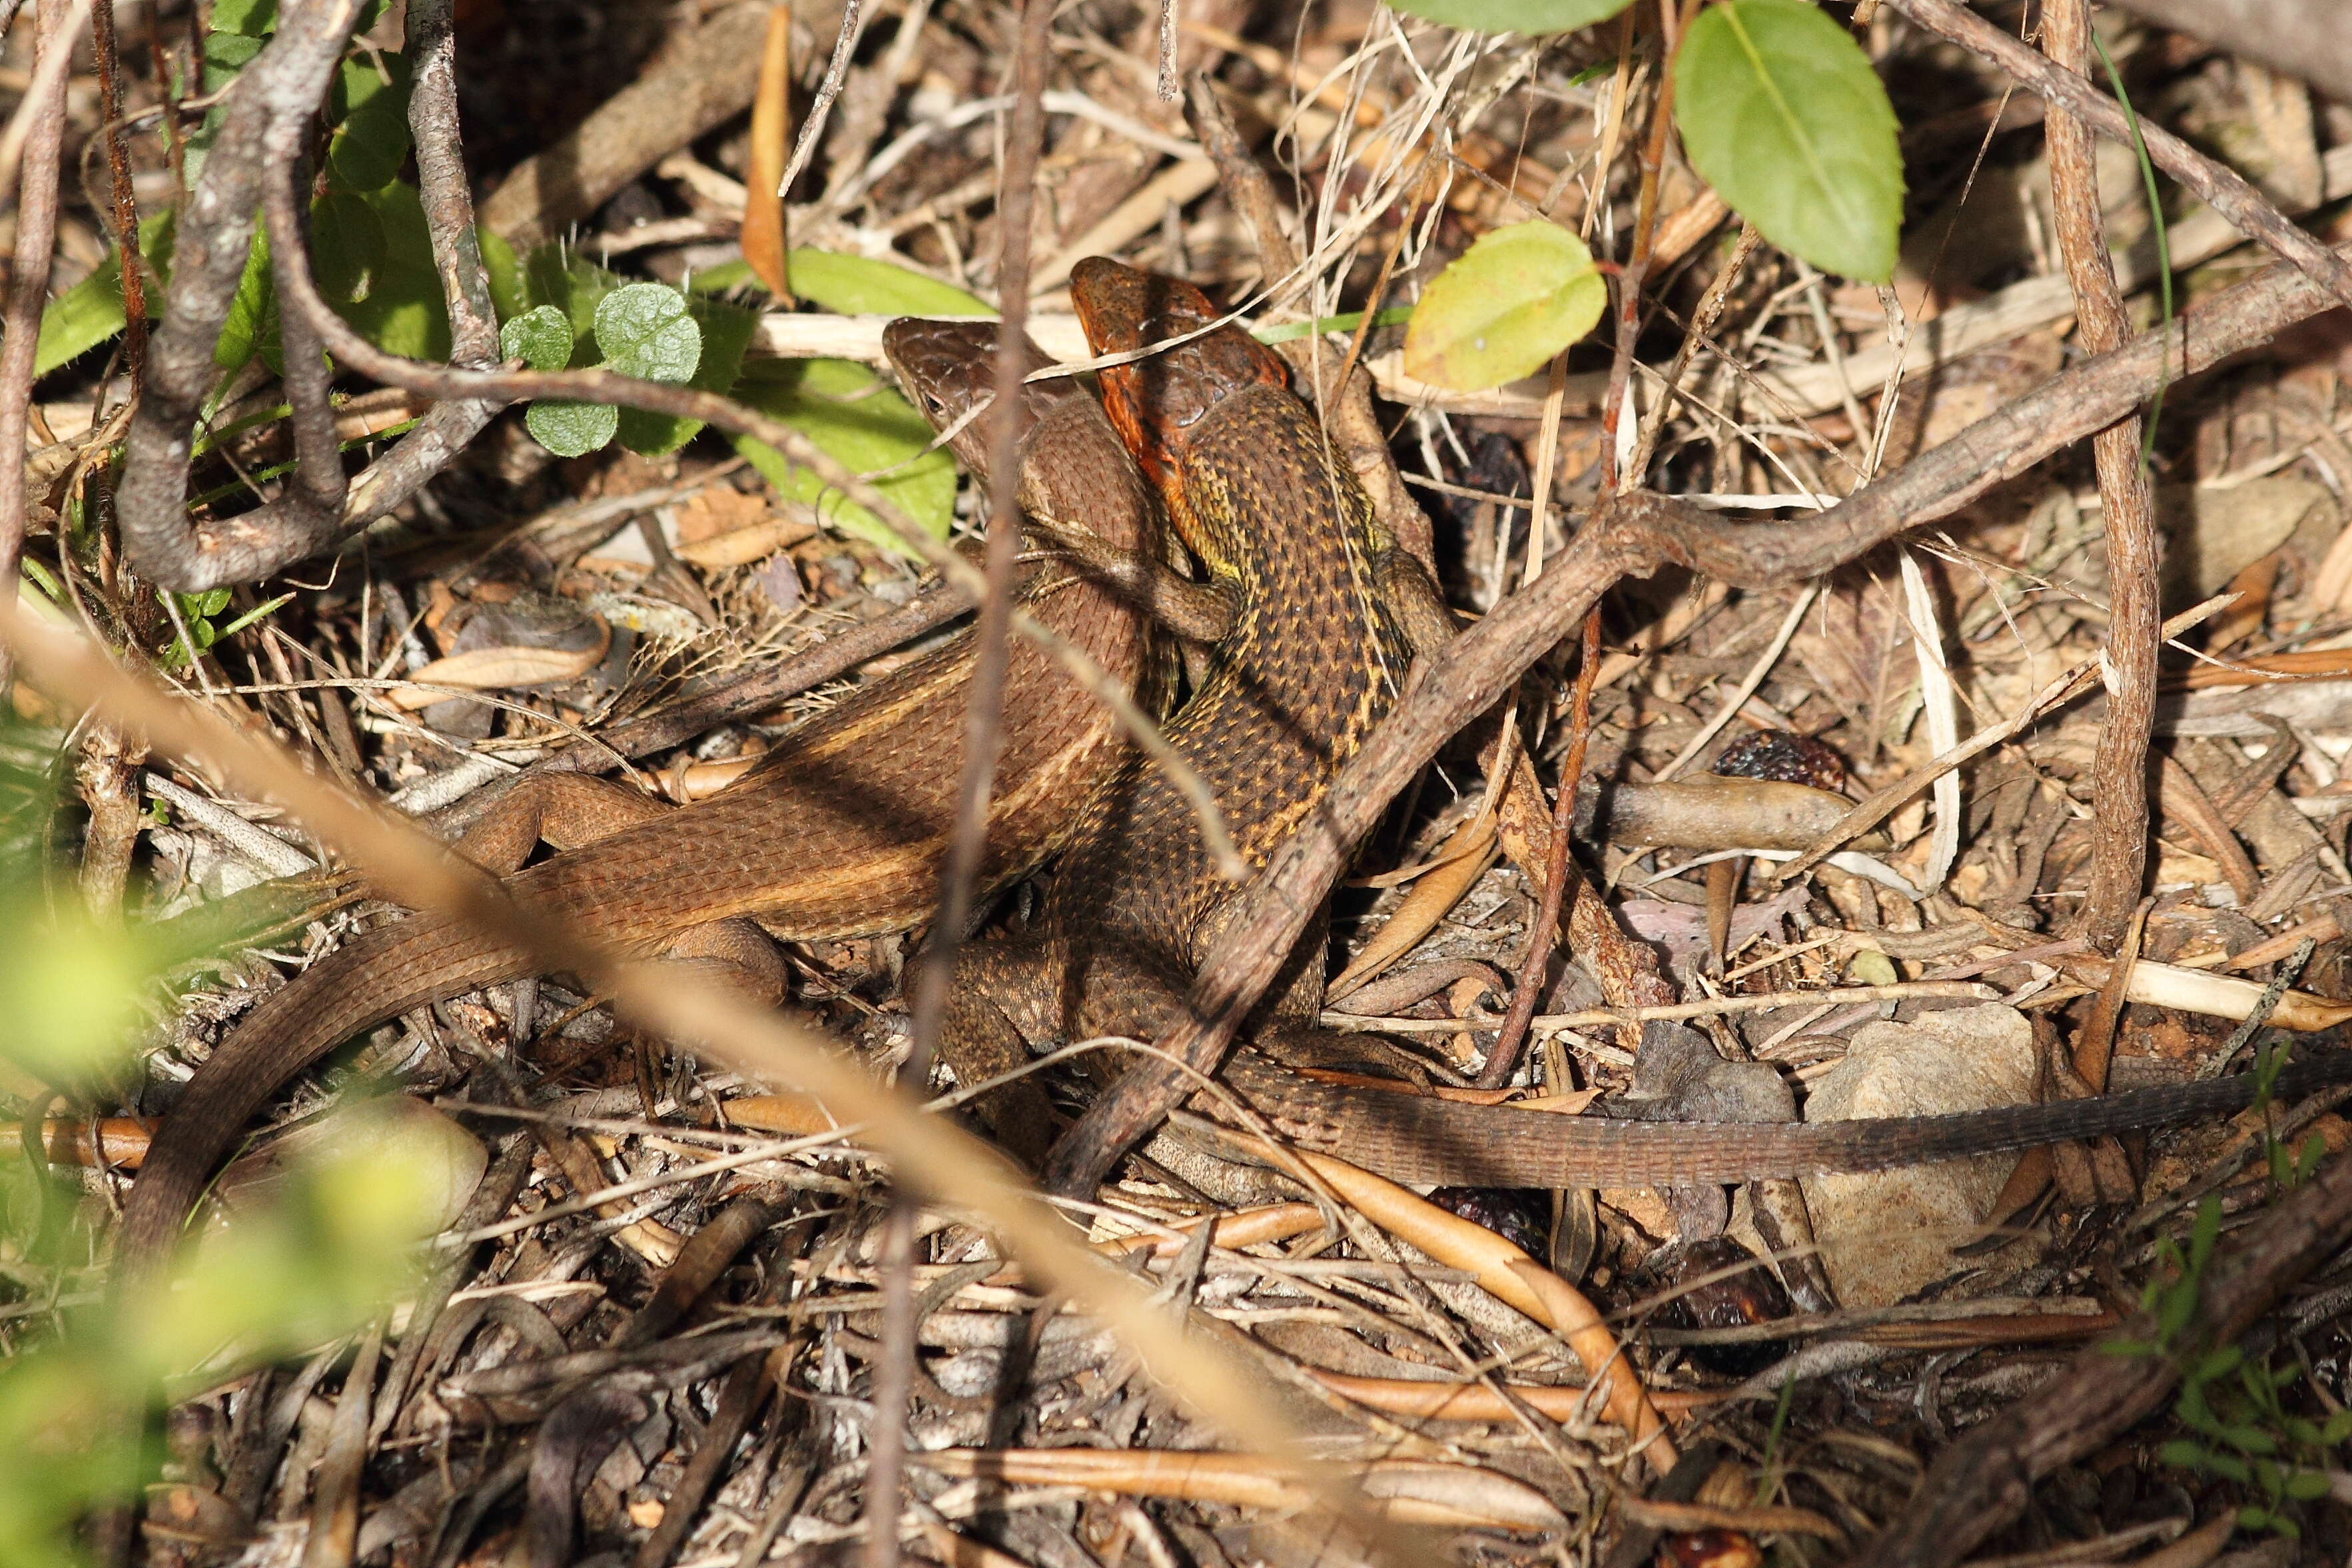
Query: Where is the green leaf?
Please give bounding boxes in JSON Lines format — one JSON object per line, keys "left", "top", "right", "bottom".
{"left": 2191, "top": 1194, "right": 2222, "bottom": 1270}
{"left": 310, "top": 190, "right": 387, "bottom": 305}
{"left": 2157, "top": 1440, "right": 2205, "bottom": 1470}
{"left": 35, "top": 211, "right": 173, "bottom": 376}
{"left": 216, "top": 225, "right": 274, "bottom": 374}
{"left": 526, "top": 400, "right": 618, "bottom": 458}
{"left": 1672, "top": 0, "right": 1903, "bottom": 282}
{"left": 731, "top": 358, "right": 956, "bottom": 556}
{"left": 2205, "top": 1453, "right": 2252, "bottom": 1483}
{"left": 1381, "top": 0, "right": 1633, "bottom": 35}
{"left": 2195, "top": 1346, "right": 2244, "bottom": 1383}
{"left": 326, "top": 53, "right": 412, "bottom": 193}
{"left": 1401, "top": 220, "right": 1605, "bottom": 391}
{"left": 208, "top": 0, "right": 276, "bottom": 34}
{"left": 2285, "top": 1471, "right": 2330, "bottom": 1501}
{"left": 783, "top": 249, "right": 991, "bottom": 316}
{"left": 332, "top": 181, "right": 450, "bottom": 360}
{"left": 525, "top": 244, "right": 618, "bottom": 344}
{"left": 480, "top": 227, "right": 524, "bottom": 322}
{"left": 2221, "top": 1424, "right": 2280, "bottom": 1457}
{"left": 594, "top": 282, "right": 700, "bottom": 382}
{"left": 684, "top": 259, "right": 762, "bottom": 296}
{"left": 500, "top": 305, "right": 574, "bottom": 372}
{"left": 615, "top": 298, "right": 757, "bottom": 456}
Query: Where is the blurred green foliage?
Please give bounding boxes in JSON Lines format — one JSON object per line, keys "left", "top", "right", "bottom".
{"left": 0, "top": 720, "right": 454, "bottom": 1568}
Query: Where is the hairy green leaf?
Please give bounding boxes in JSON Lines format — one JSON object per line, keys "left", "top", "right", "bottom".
{"left": 616, "top": 298, "right": 759, "bottom": 456}
{"left": 35, "top": 212, "right": 173, "bottom": 376}
{"left": 595, "top": 282, "right": 701, "bottom": 383}
{"left": 500, "top": 305, "right": 574, "bottom": 373}
{"left": 524, "top": 245, "right": 616, "bottom": 342}
{"left": 1401, "top": 220, "right": 1605, "bottom": 391}
{"left": 526, "top": 400, "right": 619, "bottom": 458}
{"left": 216, "top": 226, "right": 274, "bottom": 375}
{"left": 1673, "top": 0, "right": 1903, "bottom": 282}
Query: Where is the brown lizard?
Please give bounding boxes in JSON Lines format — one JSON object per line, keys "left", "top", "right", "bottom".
{"left": 949, "top": 260, "right": 2352, "bottom": 1198}
{"left": 110, "top": 320, "right": 1172, "bottom": 1294}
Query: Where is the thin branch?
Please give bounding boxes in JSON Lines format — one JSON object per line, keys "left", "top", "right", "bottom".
{"left": 89, "top": 0, "right": 145, "bottom": 384}
{"left": 0, "top": 0, "right": 89, "bottom": 208}
{"left": 2045, "top": 0, "right": 2157, "bottom": 947}
{"left": 0, "top": 0, "right": 73, "bottom": 687}
{"left": 116, "top": 0, "right": 506, "bottom": 592}
{"left": 404, "top": 0, "right": 498, "bottom": 368}
{"left": 875, "top": 0, "right": 1060, "bottom": 1554}
{"left": 1882, "top": 0, "right": 2352, "bottom": 312}
{"left": 1477, "top": 612, "right": 1599, "bottom": 1090}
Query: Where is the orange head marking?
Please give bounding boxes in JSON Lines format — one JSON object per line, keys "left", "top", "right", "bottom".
{"left": 1068, "top": 258, "right": 1286, "bottom": 489}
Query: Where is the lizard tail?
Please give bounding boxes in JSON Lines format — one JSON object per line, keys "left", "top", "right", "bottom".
{"left": 109, "top": 914, "right": 530, "bottom": 1306}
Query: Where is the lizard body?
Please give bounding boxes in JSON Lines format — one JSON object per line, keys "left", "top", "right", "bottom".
{"left": 112, "top": 284, "right": 2352, "bottom": 1289}
{"left": 112, "top": 322, "right": 1168, "bottom": 1292}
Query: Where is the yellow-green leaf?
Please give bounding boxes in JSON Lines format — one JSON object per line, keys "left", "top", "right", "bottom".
{"left": 784, "top": 250, "right": 990, "bottom": 317}
{"left": 731, "top": 358, "right": 955, "bottom": 556}
{"left": 1673, "top": 0, "right": 1904, "bottom": 283}
{"left": 1401, "top": 221, "right": 1605, "bottom": 392}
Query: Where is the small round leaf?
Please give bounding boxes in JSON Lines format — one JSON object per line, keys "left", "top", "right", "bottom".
{"left": 526, "top": 399, "right": 618, "bottom": 458}
{"left": 1401, "top": 220, "right": 1605, "bottom": 392}
{"left": 593, "top": 282, "right": 701, "bottom": 383}
{"left": 1673, "top": 0, "right": 1904, "bottom": 282}
{"left": 1385, "top": 0, "right": 1631, "bottom": 33}
{"left": 500, "top": 304, "right": 574, "bottom": 373}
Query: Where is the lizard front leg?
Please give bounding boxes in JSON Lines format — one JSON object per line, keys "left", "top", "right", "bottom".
{"left": 936, "top": 939, "right": 1068, "bottom": 1168}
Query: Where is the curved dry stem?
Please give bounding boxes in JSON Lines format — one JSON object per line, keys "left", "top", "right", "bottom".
{"left": 115, "top": 0, "right": 502, "bottom": 591}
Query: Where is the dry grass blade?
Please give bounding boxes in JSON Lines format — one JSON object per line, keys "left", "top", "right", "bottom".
{"left": 917, "top": 1449, "right": 1567, "bottom": 1531}
{"left": 739, "top": 2, "right": 794, "bottom": 302}
{"left": 1268, "top": 1146, "right": 1677, "bottom": 1477}
{"left": 1328, "top": 808, "right": 1497, "bottom": 1000}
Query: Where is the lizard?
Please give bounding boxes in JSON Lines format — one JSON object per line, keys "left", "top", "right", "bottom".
{"left": 108, "top": 318, "right": 1178, "bottom": 1295}
{"left": 944, "top": 258, "right": 2352, "bottom": 1200}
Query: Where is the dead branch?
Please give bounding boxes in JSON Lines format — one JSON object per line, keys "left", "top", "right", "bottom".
{"left": 0, "top": 0, "right": 70, "bottom": 681}
{"left": 2044, "top": 0, "right": 2159, "bottom": 948}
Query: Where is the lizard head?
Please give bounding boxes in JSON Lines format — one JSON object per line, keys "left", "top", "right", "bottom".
{"left": 881, "top": 317, "right": 1081, "bottom": 481}
{"left": 1069, "top": 258, "right": 1286, "bottom": 495}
